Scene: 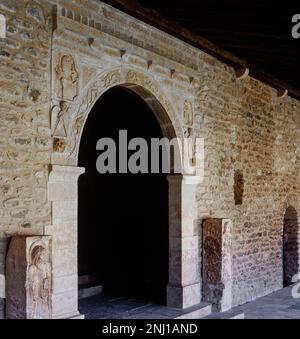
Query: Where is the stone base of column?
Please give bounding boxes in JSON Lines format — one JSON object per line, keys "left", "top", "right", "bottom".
{"left": 167, "top": 282, "right": 201, "bottom": 309}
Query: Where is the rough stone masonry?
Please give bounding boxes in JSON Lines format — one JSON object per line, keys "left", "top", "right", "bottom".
{"left": 0, "top": 0, "right": 299, "bottom": 318}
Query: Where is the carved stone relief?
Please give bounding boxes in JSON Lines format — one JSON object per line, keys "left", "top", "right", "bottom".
{"left": 26, "top": 241, "right": 52, "bottom": 319}
{"left": 53, "top": 138, "right": 67, "bottom": 153}
{"left": 202, "top": 219, "right": 232, "bottom": 312}
{"left": 51, "top": 67, "right": 180, "bottom": 163}
{"left": 6, "top": 236, "right": 52, "bottom": 319}
{"left": 183, "top": 99, "right": 193, "bottom": 126}
{"left": 51, "top": 101, "right": 71, "bottom": 138}
{"left": 55, "top": 54, "right": 79, "bottom": 101}
{"left": 184, "top": 127, "right": 196, "bottom": 167}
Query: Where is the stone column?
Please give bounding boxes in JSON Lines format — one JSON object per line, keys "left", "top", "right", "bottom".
{"left": 202, "top": 218, "right": 232, "bottom": 312}
{"left": 46, "top": 165, "right": 85, "bottom": 319}
{"left": 167, "top": 175, "right": 201, "bottom": 309}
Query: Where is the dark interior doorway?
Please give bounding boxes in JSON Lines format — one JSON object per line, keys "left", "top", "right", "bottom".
{"left": 78, "top": 86, "right": 169, "bottom": 305}
{"left": 283, "top": 206, "right": 299, "bottom": 287}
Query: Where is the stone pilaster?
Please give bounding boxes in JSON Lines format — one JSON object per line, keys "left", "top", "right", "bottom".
{"left": 46, "top": 165, "right": 85, "bottom": 319}
{"left": 202, "top": 218, "right": 233, "bottom": 312}
{"left": 167, "top": 175, "right": 201, "bottom": 309}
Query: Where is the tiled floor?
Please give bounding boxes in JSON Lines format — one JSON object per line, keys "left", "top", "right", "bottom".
{"left": 206, "top": 284, "right": 300, "bottom": 319}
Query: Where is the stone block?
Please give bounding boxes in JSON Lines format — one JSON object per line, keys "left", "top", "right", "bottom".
{"left": 202, "top": 218, "right": 232, "bottom": 312}
{"left": 6, "top": 236, "right": 52, "bottom": 319}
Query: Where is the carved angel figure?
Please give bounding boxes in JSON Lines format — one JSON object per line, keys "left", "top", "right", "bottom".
{"left": 51, "top": 101, "right": 70, "bottom": 138}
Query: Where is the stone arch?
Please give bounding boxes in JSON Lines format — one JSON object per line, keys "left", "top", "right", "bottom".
{"left": 281, "top": 195, "right": 300, "bottom": 217}
{"left": 58, "top": 67, "right": 183, "bottom": 166}
{"left": 283, "top": 205, "right": 299, "bottom": 286}
{"left": 48, "top": 66, "right": 201, "bottom": 318}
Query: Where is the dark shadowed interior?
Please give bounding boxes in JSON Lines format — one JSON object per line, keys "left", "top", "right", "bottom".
{"left": 78, "top": 86, "right": 169, "bottom": 304}
{"left": 283, "top": 206, "right": 299, "bottom": 287}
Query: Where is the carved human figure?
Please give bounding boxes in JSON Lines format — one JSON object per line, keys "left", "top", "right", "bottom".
{"left": 26, "top": 245, "right": 51, "bottom": 319}
{"left": 184, "top": 127, "right": 196, "bottom": 167}
{"left": 56, "top": 54, "right": 78, "bottom": 100}
{"left": 183, "top": 100, "right": 193, "bottom": 126}
{"left": 52, "top": 101, "right": 70, "bottom": 138}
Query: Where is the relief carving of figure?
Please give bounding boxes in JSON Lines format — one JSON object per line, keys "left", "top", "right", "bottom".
{"left": 55, "top": 54, "right": 79, "bottom": 101}
{"left": 184, "top": 127, "right": 196, "bottom": 166}
{"left": 51, "top": 101, "right": 70, "bottom": 138}
{"left": 26, "top": 245, "right": 52, "bottom": 319}
{"left": 183, "top": 100, "right": 193, "bottom": 126}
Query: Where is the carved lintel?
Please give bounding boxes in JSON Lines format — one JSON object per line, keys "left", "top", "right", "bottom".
{"left": 277, "top": 89, "right": 288, "bottom": 98}
{"left": 235, "top": 67, "right": 249, "bottom": 80}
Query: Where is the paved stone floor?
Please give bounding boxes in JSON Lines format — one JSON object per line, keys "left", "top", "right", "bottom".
{"left": 79, "top": 285, "right": 300, "bottom": 319}
{"left": 78, "top": 293, "right": 212, "bottom": 319}
{"left": 79, "top": 294, "right": 181, "bottom": 319}
{"left": 207, "top": 284, "right": 300, "bottom": 319}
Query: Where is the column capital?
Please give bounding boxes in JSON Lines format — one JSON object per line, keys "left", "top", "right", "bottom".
{"left": 49, "top": 165, "right": 85, "bottom": 183}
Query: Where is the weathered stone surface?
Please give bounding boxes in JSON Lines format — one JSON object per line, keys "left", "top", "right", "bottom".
{"left": 0, "top": 298, "right": 4, "bottom": 318}
{"left": 202, "top": 219, "right": 233, "bottom": 312}
{"left": 6, "top": 236, "right": 52, "bottom": 319}
{"left": 0, "top": 0, "right": 299, "bottom": 319}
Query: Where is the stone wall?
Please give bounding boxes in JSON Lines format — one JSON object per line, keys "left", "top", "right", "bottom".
{"left": 195, "top": 56, "right": 300, "bottom": 305}
{"left": 0, "top": 0, "right": 299, "bottom": 317}
{"left": 0, "top": 0, "right": 53, "bottom": 317}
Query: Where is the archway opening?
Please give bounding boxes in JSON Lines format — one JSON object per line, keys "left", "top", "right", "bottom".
{"left": 283, "top": 206, "right": 299, "bottom": 287}
{"left": 78, "top": 86, "right": 169, "bottom": 307}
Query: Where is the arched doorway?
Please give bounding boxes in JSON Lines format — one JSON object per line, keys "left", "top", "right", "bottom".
{"left": 48, "top": 69, "right": 202, "bottom": 318}
{"left": 77, "top": 86, "right": 169, "bottom": 306}
{"left": 283, "top": 206, "right": 299, "bottom": 286}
